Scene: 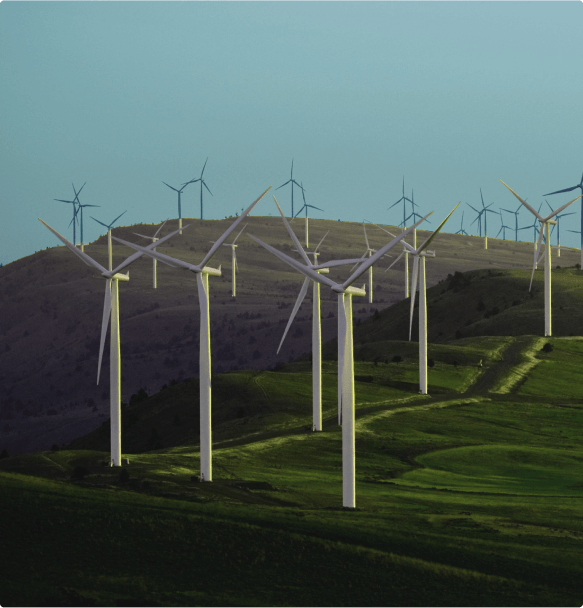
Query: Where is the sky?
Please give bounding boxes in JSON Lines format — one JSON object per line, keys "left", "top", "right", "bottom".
{"left": 1, "top": 1, "right": 582, "bottom": 266}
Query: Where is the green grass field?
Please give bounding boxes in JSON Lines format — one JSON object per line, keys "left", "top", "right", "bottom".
{"left": 2, "top": 335, "right": 583, "bottom": 606}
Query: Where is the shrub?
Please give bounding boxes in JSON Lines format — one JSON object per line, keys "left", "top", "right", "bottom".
{"left": 51, "top": 444, "right": 59, "bottom": 452}
{"left": 392, "top": 355, "right": 402, "bottom": 363}
{"left": 427, "top": 358, "right": 435, "bottom": 368}
{"left": 119, "top": 468, "right": 130, "bottom": 483}
{"left": 542, "top": 342, "right": 554, "bottom": 353}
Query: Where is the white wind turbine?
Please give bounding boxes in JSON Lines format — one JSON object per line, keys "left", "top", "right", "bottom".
{"left": 248, "top": 211, "right": 431, "bottom": 509}
{"left": 273, "top": 198, "right": 365, "bottom": 432}
{"left": 133, "top": 221, "right": 167, "bottom": 288}
{"left": 38, "top": 218, "right": 184, "bottom": 466}
{"left": 501, "top": 181, "right": 581, "bottom": 337}
{"left": 361, "top": 224, "right": 377, "bottom": 304}
{"left": 113, "top": 187, "right": 271, "bottom": 482}
{"left": 212, "top": 223, "right": 247, "bottom": 297}
{"left": 371, "top": 204, "right": 460, "bottom": 394}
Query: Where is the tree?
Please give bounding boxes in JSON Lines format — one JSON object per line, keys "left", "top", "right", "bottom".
{"left": 71, "top": 465, "right": 89, "bottom": 480}
{"left": 119, "top": 468, "right": 130, "bottom": 483}
{"left": 542, "top": 342, "right": 554, "bottom": 353}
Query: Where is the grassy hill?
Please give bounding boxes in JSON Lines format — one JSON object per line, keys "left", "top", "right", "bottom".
{"left": 2, "top": 335, "right": 583, "bottom": 606}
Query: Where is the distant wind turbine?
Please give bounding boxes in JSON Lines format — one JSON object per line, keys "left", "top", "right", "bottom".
{"left": 276, "top": 160, "right": 304, "bottom": 218}
{"left": 388, "top": 176, "right": 413, "bottom": 228}
{"left": 162, "top": 181, "right": 188, "bottom": 233}
{"left": 212, "top": 223, "right": 247, "bottom": 297}
{"left": 113, "top": 187, "right": 271, "bottom": 482}
{"left": 248, "top": 212, "right": 432, "bottom": 509}
{"left": 39, "top": 219, "right": 183, "bottom": 466}
{"left": 183, "top": 158, "right": 213, "bottom": 220}
{"left": 55, "top": 182, "right": 87, "bottom": 247}
{"left": 294, "top": 182, "right": 323, "bottom": 248}
{"left": 456, "top": 211, "right": 469, "bottom": 236}
{"left": 545, "top": 200, "right": 575, "bottom": 259}
{"left": 500, "top": 204, "right": 522, "bottom": 242}
{"left": 133, "top": 221, "right": 168, "bottom": 288}
{"left": 544, "top": 171, "right": 583, "bottom": 266}
{"left": 501, "top": 181, "right": 581, "bottom": 337}
{"left": 496, "top": 210, "right": 511, "bottom": 241}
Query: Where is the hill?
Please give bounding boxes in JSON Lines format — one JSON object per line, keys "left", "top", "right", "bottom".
{"left": 0, "top": 212, "right": 580, "bottom": 456}
{"left": 2, "top": 334, "right": 583, "bottom": 606}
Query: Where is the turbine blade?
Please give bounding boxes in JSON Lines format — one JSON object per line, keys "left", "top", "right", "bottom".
{"left": 529, "top": 226, "right": 545, "bottom": 291}
{"left": 277, "top": 277, "right": 310, "bottom": 354}
{"left": 544, "top": 185, "right": 578, "bottom": 196}
{"left": 363, "top": 224, "right": 370, "bottom": 249}
{"left": 39, "top": 218, "right": 108, "bottom": 274}
{"left": 313, "top": 230, "right": 329, "bottom": 253}
{"left": 198, "top": 187, "right": 271, "bottom": 268}
{"left": 409, "top": 256, "right": 419, "bottom": 341}
{"left": 133, "top": 233, "right": 155, "bottom": 240}
{"left": 201, "top": 157, "right": 208, "bottom": 177}
{"left": 112, "top": 236, "right": 194, "bottom": 271}
{"left": 97, "top": 279, "right": 112, "bottom": 385}
{"left": 313, "top": 258, "right": 369, "bottom": 270}
{"left": 91, "top": 216, "right": 110, "bottom": 230}
{"left": 543, "top": 194, "right": 582, "bottom": 222}
{"left": 417, "top": 202, "right": 461, "bottom": 253}
{"left": 153, "top": 220, "right": 168, "bottom": 238}
{"left": 276, "top": 180, "right": 291, "bottom": 190}
{"left": 272, "top": 195, "right": 312, "bottom": 266}
{"left": 110, "top": 210, "right": 127, "bottom": 227}
{"left": 232, "top": 223, "right": 248, "bottom": 244}
{"left": 367, "top": 221, "right": 415, "bottom": 253}
{"left": 203, "top": 181, "right": 213, "bottom": 196}
{"left": 342, "top": 212, "right": 433, "bottom": 290}
{"left": 162, "top": 181, "right": 180, "bottom": 192}
{"left": 247, "top": 234, "right": 338, "bottom": 290}
{"left": 385, "top": 251, "right": 404, "bottom": 272}
{"left": 500, "top": 181, "right": 544, "bottom": 221}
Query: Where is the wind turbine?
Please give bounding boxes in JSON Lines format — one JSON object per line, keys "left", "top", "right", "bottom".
{"left": 388, "top": 176, "right": 414, "bottom": 228}
{"left": 294, "top": 182, "right": 323, "bottom": 249}
{"left": 501, "top": 181, "right": 581, "bottom": 337}
{"left": 90, "top": 211, "right": 127, "bottom": 272}
{"left": 496, "top": 210, "right": 511, "bottom": 241}
{"left": 500, "top": 204, "right": 522, "bottom": 242}
{"left": 214, "top": 223, "right": 247, "bottom": 297}
{"left": 276, "top": 206, "right": 364, "bottom": 433}
{"left": 469, "top": 190, "right": 497, "bottom": 249}
{"left": 360, "top": 224, "right": 377, "bottom": 304}
{"left": 133, "top": 221, "right": 168, "bottom": 288}
{"left": 248, "top": 212, "right": 431, "bottom": 509}
{"left": 544, "top": 171, "right": 583, "bottom": 266}
{"left": 38, "top": 219, "right": 184, "bottom": 466}
{"left": 518, "top": 202, "right": 544, "bottom": 266}
{"left": 55, "top": 182, "right": 86, "bottom": 247}
{"left": 276, "top": 160, "right": 304, "bottom": 218}
{"left": 456, "top": 211, "right": 469, "bottom": 236}
{"left": 545, "top": 200, "right": 575, "bottom": 259}
{"left": 183, "top": 158, "right": 213, "bottom": 220}
{"left": 369, "top": 205, "right": 460, "bottom": 394}
{"left": 162, "top": 181, "right": 188, "bottom": 233}
{"left": 113, "top": 187, "right": 271, "bottom": 482}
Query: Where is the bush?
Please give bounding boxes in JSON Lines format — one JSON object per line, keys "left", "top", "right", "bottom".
{"left": 427, "top": 358, "right": 435, "bottom": 368}
{"left": 0, "top": 449, "right": 8, "bottom": 459}
{"left": 542, "top": 342, "right": 554, "bottom": 353}
{"left": 51, "top": 444, "right": 59, "bottom": 452}
{"left": 392, "top": 355, "right": 402, "bottom": 363}
{"left": 71, "top": 465, "right": 89, "bottom": 480}
{"left": 119, "top": 468, "right": 130, "bottom": 483}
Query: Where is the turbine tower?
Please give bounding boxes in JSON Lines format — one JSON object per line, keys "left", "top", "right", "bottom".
{"left": 183, "top": 158, "right": 213, "bottom": 220}
{"left": 133, "top": 221, "right": 168, "bottom": 288}
{"left": 90, "top": 211, "right": 128, "bottom": 272}
{"left": 248, "top": 212, "right": 431, "bottom": 509}
{"left": 276, "top": 159, "right": 304, "bottom": 218}
{"left": 501, "top": 181, "right": 581, "bottom": 337}
{"left": 294, "top": 182, "right": 323, "bottom": 249}
{"left": 544, "top": 171, "right": 583, "bottom": 266}
{"left": 361, "top": 224, "right": 376, "bottom": 304}
{"left": 39, "top": 219, "right": 182, "bottom": 466}
{"left": 214, "top": 223, "right": 247, "bottom": 297}
{"left": 162, "top": 181, "right": 188, "bottom": 233}
{"left": 113, "top": 187, "right": 271, "bottom": 482}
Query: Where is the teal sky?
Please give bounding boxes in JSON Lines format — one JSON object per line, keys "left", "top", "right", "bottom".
{"left": 1, "top": 1, "right": 582, "bottom": 265}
